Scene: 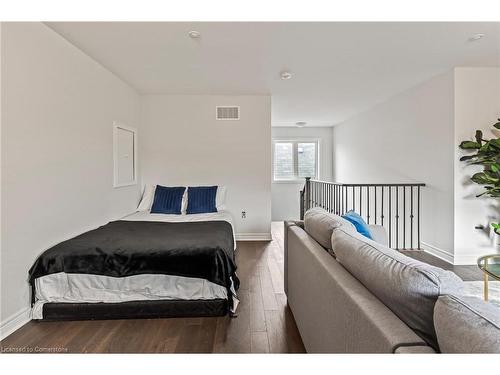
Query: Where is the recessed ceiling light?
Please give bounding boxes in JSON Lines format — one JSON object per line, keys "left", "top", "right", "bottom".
{"left": 469, "top": 33, "right": 485, "bottom": 41}
{"left": 296, "top": 121, "right": 307, "bottom": 127}
{"left": 280, "top": 71, "right": 292, "bottom": 80}
{"left": 188, "top": 30, "right": 201, "bottom": 39}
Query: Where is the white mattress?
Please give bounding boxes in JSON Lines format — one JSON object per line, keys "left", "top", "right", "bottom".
{"left": 32, "top": 210, "right": 238, "bottom": 319}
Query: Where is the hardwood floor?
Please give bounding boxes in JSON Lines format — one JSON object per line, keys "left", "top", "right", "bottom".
{"left": 0, "top": 222, "right": 305, "bottom": 354}
{"left": 0, "top": 221, "right": 481, "bottom": 353}
{"left": 401, "top": 250, "right": 482, "bottom": 281}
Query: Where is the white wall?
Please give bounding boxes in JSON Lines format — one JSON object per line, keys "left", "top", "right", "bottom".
{"left": 140, "top": 95, "right": 272, "bottom": 239}
{"left": 1, "top": 23, "right": 140, "bottom": 333}
{"left": 454, "top": 67, "right": 500, "bottom": 264}
{"left": 333, "top": 72, "right": 456, "bottom": 259}
{"left": 271, "top": 126, "right": 334, "bottom": 221}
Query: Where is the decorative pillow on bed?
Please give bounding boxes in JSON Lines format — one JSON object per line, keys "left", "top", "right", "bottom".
{"left": 216, "top": 185, "right": 227, "bottom": 211}
{"left": 150, "top": 185, "right": 186, "bottom": 214}
{"left": 186, "top": 186, "right": 218, "bottom": 214}
{"left": 137, "top": 184, "right": 156, "bottom": 211}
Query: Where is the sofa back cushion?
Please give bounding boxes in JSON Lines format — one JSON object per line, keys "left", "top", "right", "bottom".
{"left": 434, "top": 294, "right": 500, "bottom": 353}
{"left": 332, "top": 227, "right": 464, "bottom": 350}
{"left": 304, "top": 207, "right": 355, "bottom": 250}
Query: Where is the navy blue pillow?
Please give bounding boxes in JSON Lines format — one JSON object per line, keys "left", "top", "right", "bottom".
{"left": 187, "top": 186, "right": 218, "bottom": 214}
{"left": 150, "top": 185, "right": 185, "bottom": 214}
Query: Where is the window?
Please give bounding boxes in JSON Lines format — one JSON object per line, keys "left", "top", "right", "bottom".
{"left": 273, "top": 140, "right": 319, "bottom": 181}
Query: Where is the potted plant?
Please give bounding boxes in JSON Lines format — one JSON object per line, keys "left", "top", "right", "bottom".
{"left": 459, "top": 119, "right": 500, "bottom": 246}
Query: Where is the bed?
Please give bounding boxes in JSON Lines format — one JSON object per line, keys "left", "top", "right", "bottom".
{"left": 29, "top": 209, "right": 239, "bottom": 321}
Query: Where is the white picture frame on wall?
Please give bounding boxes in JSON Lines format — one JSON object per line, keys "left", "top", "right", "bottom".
{"left": 113, "top": 121, "right": 137, "bottom": 188}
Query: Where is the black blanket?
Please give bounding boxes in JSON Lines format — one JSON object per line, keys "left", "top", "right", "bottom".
{"left": 29, "top": 220, "right": 239, "bottom": 310}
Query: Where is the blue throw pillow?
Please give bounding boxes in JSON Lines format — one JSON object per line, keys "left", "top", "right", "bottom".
{"left": 341, "top": 211, "right": 373, "bottom": 240}
{"left": 187, "top": 186, "right": 218, "bottom": 214}
{"left": 150, "top": 185, "right": 185, "bottom": 214}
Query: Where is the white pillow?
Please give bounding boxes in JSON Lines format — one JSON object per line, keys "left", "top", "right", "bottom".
{"left": 181, "top": 188, "right": 188, "bottom": 214}
{"left": 137, "top": 184, "right": 156, "bottom": 211}
{"left": 216, "top": 185, "right": 227, "bottom": 211}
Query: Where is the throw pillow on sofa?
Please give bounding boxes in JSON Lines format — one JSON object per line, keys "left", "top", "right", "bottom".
{"left": 304, "top": 207, "right": 355, "bottom": 250}
{"left": 332, "top": 227, "right": 464, "bottom": 350}
{"left": 341, "top": 210, "right": 373, "bottom": 240}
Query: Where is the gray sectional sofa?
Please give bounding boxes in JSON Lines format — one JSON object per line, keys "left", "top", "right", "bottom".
{"left": 284, "top": 207, "right": 500, "bottom": 353}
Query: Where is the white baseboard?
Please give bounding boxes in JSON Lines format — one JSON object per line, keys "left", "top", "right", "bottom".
{"left": 0, "top": 307, "right": 31, "bottom": 341}
{"left": 236, "top": 233, "right": 272, "bottom": 241}
{"left": 420, "top": 241, "right": 454, "bottom": 264}
{"left": 453, "top": 253, "right": 487, "bottom": 266}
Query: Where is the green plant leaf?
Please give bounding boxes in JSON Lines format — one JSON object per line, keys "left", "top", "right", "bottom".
{"left": 491, "top": 163, "right": 500, "bottom": 171}
{"left": 460, "top": 155, "right": 477, "bottom": 162}
{"left": 459, "top": 141, "right": 481, "bottom": 149}
{"left": 490, "top": 138, "right": 500, "bottom": 149}
{"left": 471, "top": 172, "right": 497, "bottom": 185}
{"left": 494, "top": 121, "right": 500, "bottom": 129}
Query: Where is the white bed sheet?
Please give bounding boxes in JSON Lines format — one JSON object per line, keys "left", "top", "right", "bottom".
{"left": 32, "top": 210, "right": 238, "bottom": 319}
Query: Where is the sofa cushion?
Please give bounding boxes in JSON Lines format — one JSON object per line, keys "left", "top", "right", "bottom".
{"left": 434, "top": 294, "right": 500, "bottom": 353}
{"left": 304, "top": 207, "right": 355, "bottom": 250}
{"left": 332, "top": 227, "right": 464, "bottom": 350}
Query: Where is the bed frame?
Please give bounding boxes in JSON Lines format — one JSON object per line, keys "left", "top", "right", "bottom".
{"left": 37, "top": 299, "right": 228, "bottom": 321}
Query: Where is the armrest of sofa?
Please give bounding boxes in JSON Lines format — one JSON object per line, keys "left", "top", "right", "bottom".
{"left": 369, "top": 224, "right": 388, "bottom": 247}
{"left": 284, "top": 221, "right": 303, "bottom": 295}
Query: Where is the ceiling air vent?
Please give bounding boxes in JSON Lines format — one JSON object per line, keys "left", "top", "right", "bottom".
{"left": 216, "top": 106, "right": 240, "bottom": 120}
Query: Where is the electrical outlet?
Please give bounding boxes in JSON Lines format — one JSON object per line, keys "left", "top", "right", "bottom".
{"left": 241, "top": 211, "right": 246, "bottom": 219}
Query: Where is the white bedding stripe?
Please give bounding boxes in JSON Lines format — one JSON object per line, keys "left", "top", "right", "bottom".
{"left": 32, "top": 273, "right": 231, "bottom": 319}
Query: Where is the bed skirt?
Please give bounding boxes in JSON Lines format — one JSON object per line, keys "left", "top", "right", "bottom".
{"left": 36, "top": 299, "right": 228, "bottom": 321}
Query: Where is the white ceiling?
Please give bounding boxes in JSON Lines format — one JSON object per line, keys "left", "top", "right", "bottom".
{"left": 47, "top": 22, "right": 500, "bottom": 127}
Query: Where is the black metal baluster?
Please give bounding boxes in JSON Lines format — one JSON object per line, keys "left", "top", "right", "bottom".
{"left": 315, "top": 182, "right": 318, "bottom": 207}
{"left": 374, "top": 186, "right": 377, "bottom": 225}
{"left": 335, "top": 185, "right": 338, "bottom": 214}
{"left": 410, "top": 186, "right": 414, "bottom": 249}
{"left": 359, "top": 186, "right": 362, "bottom": 217}
{"left": 343, "top": 185, "right": 346, "bottom": 214}
{"left": 313, "top": 181, "right": 316, "bottom": 207}
{"left": 381, "top": 186, "right": 384, "bottom": 226}
{"left": 321, "top": 182, "right": 328, "bottom": 211}
{"left": 367, "top": 186, "right": 370, "bottom": 224}
{"left": 330, "top": 184, "right": 334, "bottom": 213}
{"left": 340, "top": 185, "right": 343, "bottom": 214}
{"left": 327, "top": 183, "right": 330, "bottom": 212}
{"left": 320, "top": 182, "right": 323, "bottom": 209}
{"left": 396, "top": 186, "right": 399, "bottom": 250}
{"left": 418, "top": 186, "right": 421, "bottom": 249}
{"left": 338, "top": 185, "right": 341, "bottom": 214}
{"left": 352, "top": 186, "right": 355, "bottom": 212}
{"left": 388, "top": 186, "right": 392, "bottom": 248}
{"left": 403, "top": 186, "right": 406, "bottom": 250}
{"left": 325, "top": 183, "right": 328, "bottom": 211}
